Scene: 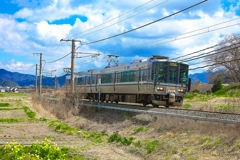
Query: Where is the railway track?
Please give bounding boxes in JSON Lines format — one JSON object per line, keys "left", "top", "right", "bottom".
{"left": 82, "top": 101, "right": 240, "bottom": 125}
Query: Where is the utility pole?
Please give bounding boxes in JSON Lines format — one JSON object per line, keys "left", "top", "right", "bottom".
{"left": 55, "top": 75, "right": 58, "bottom": 90}
{"left": 35, "top": 64, "right": 38, "bottom": 94}
{"left": 60, "top": 39, "right": 81, "bottom": 93}
{"left": 33, "top": 53, "right": 43, "bottom": 95}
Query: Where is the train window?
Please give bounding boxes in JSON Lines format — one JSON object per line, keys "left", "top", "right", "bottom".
{"left": 121, "top": 71, "right": 136, "bottom": 82}
{"left": 152, "top": 62, "right": 167, "bottom": 82}
{"left": 91, "top": 75, "right": 96, "bottom": 84}
{"left": 179, "top": 64, "right": 189, "bottom": 83}
{"left": 102, "top": 73, "right": 112, "bottom": 83}
{"left": 129, "top": 71, "right": 136, "bottom": 82}
{"left": 77, "top": 77, "right": 84, "bottom": 85}
{"left": 121, "top": 71, "right": 128, "bottom": 82}
{"left": 169, "top": 68, "right": 177, "bottom": 83}
{"left": 85, "top": 76, "right": 90, "bottom": 84}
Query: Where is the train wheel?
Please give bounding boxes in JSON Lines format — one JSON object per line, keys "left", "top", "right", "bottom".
{"left": 153, "top": 105, "right": 159, "bottom": 108}
{"left": 165, "top": 105, "right": 169, "bottom": 108}
{"left": 115, "top": 100, "right": 119, "bottom": 104}
{"left": 143, "top": 102, "right": 147, "bottom": 106}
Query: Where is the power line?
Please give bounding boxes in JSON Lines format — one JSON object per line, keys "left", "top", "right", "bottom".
{"left": 105, "top": 17, "right": 240, "bottom": 56}
{"left": 46, "top": 52, "right": 71, "bottom": 63}
{"left": 189, "top": 58, "right": 240, "bottom": 70}
{"left": 144, "top": 17, "right": 240, "bottom": 47}
{"left": 69, "top": 0, "right": 155, "bottom": 39}
{"left": 74, "top": 0, "right": 169, "bottom": 39}
{"left": 82, "top": 0, "right": 207, "bottom": 46}
{"left": 43, "top": 0, "right": 154, "bottom": 55}
{"left": 181, "top": 44, "right": 240, "bottom": 62}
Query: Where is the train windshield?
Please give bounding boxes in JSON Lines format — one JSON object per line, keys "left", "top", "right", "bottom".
{"left": 152, "top": 62, "right": 167, "bottom": 83}
{"left": 152, "top": 62, "right": 189, "bottom": 84}
{"left": 179, "top": 64, "right": 189, "bottom": 83}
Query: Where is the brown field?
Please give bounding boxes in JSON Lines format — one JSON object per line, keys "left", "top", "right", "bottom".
{"left": 0, "top": 91, "right": 240, "bottom": 160}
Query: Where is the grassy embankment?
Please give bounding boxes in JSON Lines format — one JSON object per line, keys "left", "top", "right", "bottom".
{"left": 183, "top": 83, "right": 240, "bottom": 113}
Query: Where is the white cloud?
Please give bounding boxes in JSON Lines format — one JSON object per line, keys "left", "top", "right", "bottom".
{"left": 1, "top": 0, "right": 240, "bottom": 76}
{"left": 0, "top": 60, "right": 34, "bottom": 73}
{"left": 36, "top": 20, "right": 72, "bottom": 41}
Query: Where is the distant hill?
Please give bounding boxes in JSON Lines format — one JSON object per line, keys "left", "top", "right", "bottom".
{"left": 189, "top": 72, "right": 214, "bottom": 84}
{"left": 0, "top": 78, "right": 19, "bottom": 87}
{"left": 0, "top": 68, "right": 213, "bottom": 87}
{"left": 0, "top": 69, "right": 67, "bottom": 87}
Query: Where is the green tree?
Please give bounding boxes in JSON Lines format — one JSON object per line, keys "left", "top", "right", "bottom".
{"left": 211, "top": 78, "right": 223, "bottom": 93}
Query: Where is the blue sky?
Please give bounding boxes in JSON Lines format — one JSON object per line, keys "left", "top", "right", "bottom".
{"left": 0, "top": 0, "right": 239, "bottom": 76}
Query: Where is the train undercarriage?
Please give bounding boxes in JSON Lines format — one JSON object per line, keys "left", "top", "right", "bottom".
{"left": 86, "top": 93, "right": 183, "bottom": 108}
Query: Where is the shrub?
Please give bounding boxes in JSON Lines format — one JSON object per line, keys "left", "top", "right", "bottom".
{"left": 192, "top": 89, "right": 201, "bottom": 94}
{"left": 184, "top": 94, "right": 197, "bottom": 100}
{"left": 211, "top": 78, "right": 223, "bottom": 93}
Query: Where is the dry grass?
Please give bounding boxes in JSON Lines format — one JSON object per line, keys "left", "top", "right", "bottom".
{"left": 29, "top": 89, "right": 240, "bottom": 160}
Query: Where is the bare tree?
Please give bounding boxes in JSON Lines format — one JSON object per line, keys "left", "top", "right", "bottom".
{"left": 205, "top": 34, "right": 240, "bottom": 83}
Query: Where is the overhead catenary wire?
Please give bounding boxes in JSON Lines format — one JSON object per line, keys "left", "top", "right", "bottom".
{"left": 180, "top": 43, "right": 240, "bottom": 62}
{"left": 74, "top": 0, "right": 169, "bottom": 39}
{"left": 69, "top": 0, "right": 156, "bottom": 39}
{"left": 189, "top": 58, "right": 240, "bottom": 70}
{"left": 81, "top": 0, "right": 207, "bottom": 46}
{"left": 42, "top": 0, "right": 154, "bottom": 55}
{"left": 106, "top": 17, "right": 240, "bottom": 56}
{"left": 141, "top": 17, "right": 240, "bottom": 47}
{"left": 46, "top": 52, "right": 71, "bottom": 63}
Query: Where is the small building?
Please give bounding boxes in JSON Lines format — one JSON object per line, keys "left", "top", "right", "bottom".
{"left": 0, "top": 88, "right": 5, "bottom": 92}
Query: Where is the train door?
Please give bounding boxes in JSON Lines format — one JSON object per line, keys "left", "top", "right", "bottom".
{"left": 138, "top": 69, "right": 147, "bottom": 93}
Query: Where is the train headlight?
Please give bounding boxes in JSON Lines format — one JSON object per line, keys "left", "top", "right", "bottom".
{"left": 157, "top": 86, "right": 165, "bottom": 91}
{"left": 178, "top": 88, "right": 186, "bottom": 93}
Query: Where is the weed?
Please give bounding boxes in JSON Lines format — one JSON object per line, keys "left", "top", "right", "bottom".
{"left": 184, "top": 94, "right": 197, "bottom": 100}
{"left": 165, "top": 146, "right": 177, "bottom": 156}
{"left": 144, "top": 140, "right": 163, "bottom": 154}
{"left": 198, "top": 136, "right": 222, "bottom": 149}
{"left": 183, "top": 103, "right": 191, "bottom": 109}
{"left": 0, "top": 103, "right": 11, "bottom": 107}
{"left": 0, "top": 118, "right": 26, "bottom": 123}
{"left": 182, "top": 147, "right": 190, "bottom": 152}
{"left": 132, "top": 140, "right": 141, "bottom": 147}
{"left": 198, "top": 94, "right": 211, "bottom": 101}
{"left": 23, "top": 106, "right": 36, "bottom": 119}
{"left": 214, "top": 105, "right": 233, "bottom": 112}
{"left": 86, "top": 132, "right": 108, "bottom": 143}
{"left": 49, "top": 120, "right": 78, "bottom": 135}
{"left": 133, "top": 126, "right": 148, "bottom": 134}
{"left": 0, "top": 108, "right": 22, "bottom": 111}
{"left": 123, "top": 112, "right": 133, "bottom": 119}
{"left": 108, "top": 132, "right": 135, "bottom": 146}
{"left": 198, "top": 136, "right": 212, "bottom": 145}
{"left": 0, "top": 139, "right": 84, "bottom": 159}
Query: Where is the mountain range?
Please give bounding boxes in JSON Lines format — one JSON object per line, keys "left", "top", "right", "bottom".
{"left": 0, "top": 68, "right": 211, "bottom": 87}
{"left": 0, "top": 69, "right": 67, "bottom": 87}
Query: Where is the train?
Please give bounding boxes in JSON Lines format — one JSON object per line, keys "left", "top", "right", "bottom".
{"left": 66, "top": 55, "right": 191, "bottom": 108}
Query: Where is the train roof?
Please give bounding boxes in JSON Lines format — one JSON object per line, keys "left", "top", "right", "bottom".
{"left": 75, "top": 55, "right": 188, "bottom": 75}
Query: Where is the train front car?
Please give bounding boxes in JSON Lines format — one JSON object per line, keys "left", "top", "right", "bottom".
{"left": 150, "top": 57, "right": 190, "bottom": 107}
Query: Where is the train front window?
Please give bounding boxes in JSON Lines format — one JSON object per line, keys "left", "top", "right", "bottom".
{"left": 152, "top": 62, "right": 167, "bottom": 83}
{"left": 179, "top": 64, "right": 189, "bottom": 83}
{"left": 169, "top": 68, "right": 177, "bottom": 83}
